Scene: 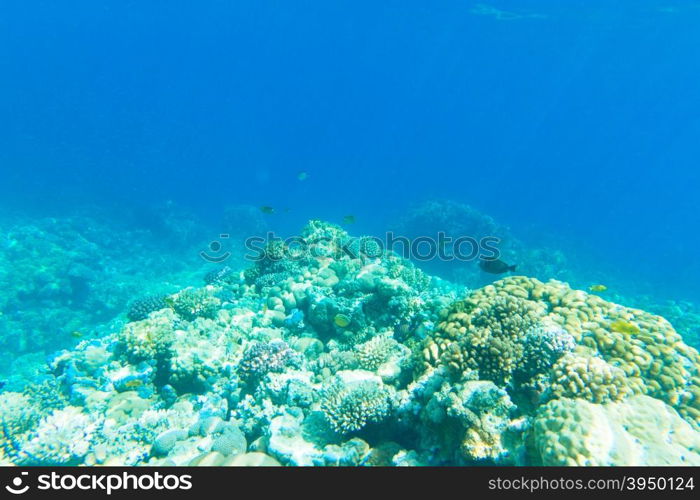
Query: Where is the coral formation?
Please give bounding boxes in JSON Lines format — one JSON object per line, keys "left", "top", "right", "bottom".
{"left": 1, "top": 220, "right": 698, "bottom": 466}
{"left": 423, "top": 276, "right": 700, "bottom": 427}
{"left": 320, "top": 371, "right": 393, "bottom": 434}
{"left": 127, "top": 296, "right": 168, "bottom": 322}
{"left": 531, "top": 395, "right": 700, "bottom": 465}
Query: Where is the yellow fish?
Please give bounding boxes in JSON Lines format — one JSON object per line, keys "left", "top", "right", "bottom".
{"left": 589, "top": 284, "right": 608, "bottom": 292}
{"left": 342, "top": 215, "right": 356, "bottom": 225}
{"left": 260, "top": 206, "right": 275, "bottom": 214}
{"left": 334, "top": 314, "right": 351, "bottom": 328}
{"left": 124, "top": 379, "right": 143, "bottom": 388}
{"left": 609, "top": 319, "right": 640, "bottom": 335}
{"left": 71, "top": 331, "right": 84, "bottom": 339}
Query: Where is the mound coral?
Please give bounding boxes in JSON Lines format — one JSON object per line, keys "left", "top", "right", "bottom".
{"left": 171, "top": 288, "right": 220, "bottom": 321}
{"left": 126, "top": 296, "right": 168, "bottom": 322}
{"left": 423, "top": 276, "right": 700, "bottom": 427}
{"left": 531, "top": 395, "right": 700, "bottom": 466}
{"left": 549, "top": 353, "right": 630, "bottom": 404}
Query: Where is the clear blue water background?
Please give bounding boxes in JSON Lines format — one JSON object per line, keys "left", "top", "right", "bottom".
{"left": 1, "top": 0, "right": 699, "bottom": 302}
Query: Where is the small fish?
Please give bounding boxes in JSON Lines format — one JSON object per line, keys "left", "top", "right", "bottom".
{"left": 71, "top": 331, "right": 84, "bottom": 339}
{"left": 395, "top": 323, "right": 411, "bottom": 339}
{"left": 609, "top": 319, "right": 640, "bottom": 335}
{"left": 479, "top": 258, "right": 516, "bottom": 274}
{"left": 0, "top": 380, "right": 6, "bottom": 391}
{"left": 589, "top": 284, "right": 608, "bottom": 292}
{"left": 260, "top": 206, "right": 275, "bottom": 214}
{"left": 334, "top": 313, "right": 351, "bottom": 328}
{"left": 297, "top": 171, "right": 309, "bottom": 181}
{"left": 124, "top": 379, "right": 143, "bottom": 388}
{"left": 342, "top": 215, "right": 356, "bottom": 225}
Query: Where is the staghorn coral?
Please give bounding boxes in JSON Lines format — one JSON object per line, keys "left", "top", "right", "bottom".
{"left": 301, "top": 220, "right": 349, "bottom": 259}
{"left": 354, "top": 333, "right": 411, "bottom": 382}
{"left": 204, "top": 266, "right": 237, "bottom": 286}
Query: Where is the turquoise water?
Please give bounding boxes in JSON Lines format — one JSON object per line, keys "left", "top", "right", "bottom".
{"left": 1, "top": 1, "right": 699, "bottom": 466}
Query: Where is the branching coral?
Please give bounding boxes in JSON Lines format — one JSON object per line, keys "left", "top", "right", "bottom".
{"left": 13, "top": 407, "right": 100, "bottom": 465}
{"left": 320, "top": 371, "right": 393, "bottom": 434}
{"left": 171, "top": 288, "right": 220, "bottom": 321}
{"left": 238, "top": 340, "right": 302, "bottom": 384}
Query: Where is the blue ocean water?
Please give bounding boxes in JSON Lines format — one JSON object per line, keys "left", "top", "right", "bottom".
{"left": 3, "top": 1, "right": 699, "bottom": 298}
{"left": 1, "top": 1, "right": 700, "bottom": 466}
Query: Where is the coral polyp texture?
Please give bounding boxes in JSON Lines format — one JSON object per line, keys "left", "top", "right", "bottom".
{"left": 1, "top": 221, "right": 699, "bottom": 466}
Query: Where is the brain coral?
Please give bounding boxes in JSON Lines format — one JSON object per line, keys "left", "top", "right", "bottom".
{"left": 423, "top": 277, "right": 700, "bottom": 427}
{"left": 531, "top": 395, "right": 700, "bottom": 465}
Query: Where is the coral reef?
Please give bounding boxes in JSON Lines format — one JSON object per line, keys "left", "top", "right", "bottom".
{"left": 0, "top": 213, "right": 202, "bottom": 362}
{"left": 423, "top": 276, "right": 700, "bottom": 427}
{"left": 1, "top": 221, "right": 699, "bottom": 466}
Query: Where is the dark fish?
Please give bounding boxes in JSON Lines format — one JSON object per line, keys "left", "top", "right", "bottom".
{"left": 260, "top": 206, "right": 275, "bottom": 214}
{"left": 0, "top": 380, "right": 6, "bottom": 391}
{"left": 479, "top": 258, "right": 516, "bottom": 274}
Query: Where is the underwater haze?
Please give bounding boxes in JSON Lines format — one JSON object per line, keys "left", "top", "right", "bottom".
{"left": 1, "top": 1, "right": 700, "bottom": 466}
